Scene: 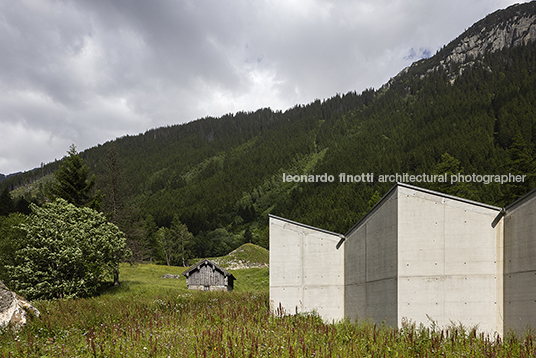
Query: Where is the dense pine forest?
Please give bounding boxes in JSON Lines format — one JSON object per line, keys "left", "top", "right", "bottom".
{"left": 2, "top": 2, "right": 536, "bottom": 265}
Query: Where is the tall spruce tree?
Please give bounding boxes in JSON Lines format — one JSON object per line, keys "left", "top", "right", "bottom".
{"left": 502, "top": 132, "right": 536, "bottom": 202}
{"left": 0, "top": 188, "right": 15, "bottom": 216}
{"left": 48, "top": 144, "right": 101, "bottom": 209}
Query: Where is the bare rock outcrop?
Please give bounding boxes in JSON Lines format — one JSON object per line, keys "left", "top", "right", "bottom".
{"left": 386, "top": 3, "right": 536, "bottom": 88}
{"left": 446, "top": 15, "right": 536, "bottom": 64}
{"left": 0, "top": 280, "right": 40, "bottom": 330}
{"left": 161, "top": 274, "right": 182, "bottom": 279}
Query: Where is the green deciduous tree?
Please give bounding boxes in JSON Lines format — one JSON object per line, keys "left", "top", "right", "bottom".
{"left": 154, "top": 215, "right": 194, "bottom": 266}
{"left": 8, "top": 199, "right": 130, "bottom": 300}
{"left": 168, "top": 215, "right": 194, "bottom": 267}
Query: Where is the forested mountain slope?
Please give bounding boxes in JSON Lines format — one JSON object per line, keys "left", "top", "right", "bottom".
{"left": 3, "top": 1, "right": 536, "bottom": 259}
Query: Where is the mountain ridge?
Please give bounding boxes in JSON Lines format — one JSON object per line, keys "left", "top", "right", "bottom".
{"left": 2, "top": 1, "right": 536, "bottom": 260}
{"left": 388, "top": 1, "right": 536, "bottom": 87}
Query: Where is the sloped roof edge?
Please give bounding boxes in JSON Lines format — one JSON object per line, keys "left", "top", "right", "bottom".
{"left": 342, "top": 182, "right": 501, "bottom": 241}
{"left": 181, "top": 258, "right": 235, "bottom": 279}
{"left": 269, "top": 214, "right": 344, "bottom": 238}
{"left": 398, "top": 182, "right": 501, "bottom": 210}
{"left": 504, "top": 186, "right": 536, "bottom": 212}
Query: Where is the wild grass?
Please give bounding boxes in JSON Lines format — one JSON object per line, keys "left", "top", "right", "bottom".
{"left": 1, "top": 263, "right": 535, "bottom": 357}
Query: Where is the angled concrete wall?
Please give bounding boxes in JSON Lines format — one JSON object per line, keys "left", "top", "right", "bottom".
{"left": 504, "top": 189, "right": 536, "bottom": 334}
{"left": 342, "top": 184, "right": 503, "bottom": 334}
{"left": 397, "top": 185, "right": 503, "bottom": 335}
{"left": 269, "top": 183, "right": 510, "bottom": 335}
{"left": 344, "top": 188, "right": 398, "bottom": 325}
{"left": 269, "top": 215, "right": 345, "bottom": 322}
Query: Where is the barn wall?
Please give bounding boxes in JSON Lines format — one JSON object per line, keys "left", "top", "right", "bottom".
{"left": 269, "top": 216, "right": 344, "bottom": 322}
{"left": 504, "top": 191, "right": 536, "bottom": 334}
{"left": 344, "top": 188, "right": 398, "bottom": 325}
{"left": 188, "top": 285, "right": 229, "bottom": 291}
{"left": 188, "top": 264, "right": 227, "bottom": 286}
{"left": 397, "top": 185, "right": 503, "bottom": 335}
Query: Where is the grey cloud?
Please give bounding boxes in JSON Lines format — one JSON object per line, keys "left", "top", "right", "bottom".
{"left": 0, "top": 0, "right": 527, "bottom": 174}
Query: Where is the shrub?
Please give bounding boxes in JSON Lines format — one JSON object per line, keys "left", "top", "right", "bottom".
{"left": 8, "top": 199, "right": 130, "bottom": 299}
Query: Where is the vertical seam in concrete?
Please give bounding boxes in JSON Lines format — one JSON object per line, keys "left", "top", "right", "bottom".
{"left": 300, "top": 228, "right": 305, "bottom": 313}
{"left": 442, "top": 197, "right": 446, "bottom": 319}
{"left": 342, "top": 232, "right": 345, "bottom": 318}
{"left": 364, "top": 223, "right": 368, "bottom": 320}
{"left": 396, "top": 188, "right": 400, "bottom": 325}
{"left": 496, "top": 218, "right": 504, "bottom": 336}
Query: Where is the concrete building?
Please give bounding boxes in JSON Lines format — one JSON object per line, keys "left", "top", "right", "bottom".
{"left": 270, "top": 182, "right": 536, "bottom": 335}
{"left": 342, "top": 183, "right": 503, "bottom": 335}
{"left": 269, "top": 216, "right": 345, "bottom": 321}
{"left": 503, "top": 188, "right": 536, "bottom": 333}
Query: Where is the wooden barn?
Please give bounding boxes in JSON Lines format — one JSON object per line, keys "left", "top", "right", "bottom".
{"left": 181, "top": 259, "right": 235, "bottom": 291}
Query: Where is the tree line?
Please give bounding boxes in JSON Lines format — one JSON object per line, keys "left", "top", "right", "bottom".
{"left": 2, "top": 24, "right": 536, "bottom": 281}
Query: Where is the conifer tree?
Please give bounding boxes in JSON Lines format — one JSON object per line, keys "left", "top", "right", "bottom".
{"left": 429, "top": 153, "right": 479, "bottom": 200}
{"left": 48, "top": 144, "right": 101, "bottom": 209}
{"left": 144, "top": 214, "right": 161, "bottom": 263}
{"left": 0, "top": 188, "right": 15, "bottom": 216}
{"left": 503, "top": 132, "right": 535, "bottom": 201}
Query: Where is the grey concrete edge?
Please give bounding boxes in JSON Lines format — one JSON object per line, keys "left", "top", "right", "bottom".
{"left": 268, "top": 214, "right": 344, "bottom": 238}
{"left": 488, "top": 186, "right": 536, "bottom": 227}
{"left": 342, "top": 182, "right": 502, "bottom": 242}
{"left": 504, "top": 186, "right": 536, "bottom": 212}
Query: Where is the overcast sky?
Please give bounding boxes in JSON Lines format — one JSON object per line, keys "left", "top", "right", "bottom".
{"left": 0, "top": 0, "right": 528, "bottom": 174}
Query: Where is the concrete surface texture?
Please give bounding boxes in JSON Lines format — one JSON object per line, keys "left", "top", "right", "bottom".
{"left": 269, "top": 215, "right": 344, "bottom": 322}
{"left": 269, "top": 182, "right": 536, "bottom": 335}
{"left": 344, "top": 187, "right": 398, "bottom": 326}
{"left": 504, "top": 189, "right": 536, "bottom": 333}
{"left": 395, "top": 185, "right": 503, "bottom": 335}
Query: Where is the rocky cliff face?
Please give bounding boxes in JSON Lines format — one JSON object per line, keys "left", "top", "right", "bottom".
{"left": 443, "top": 12, "right": 536, "bottom": 65}
{"left": 391, "top": 2, "right": 536, "bottom": 85}
{"left": 0, "top": 280, "right": 40, "bottom": 330}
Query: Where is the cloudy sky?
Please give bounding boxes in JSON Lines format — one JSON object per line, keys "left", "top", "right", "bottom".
{"left": 0, "top": 0, "right": 528, "bottom": 174}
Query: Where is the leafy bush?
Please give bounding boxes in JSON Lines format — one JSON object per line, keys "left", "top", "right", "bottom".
{"left": 8, "top": 199, "right": 130, "bottom": 299}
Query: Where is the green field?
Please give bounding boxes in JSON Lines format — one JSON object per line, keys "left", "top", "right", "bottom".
{"left": 1, "top": 262, "right": 535, "bottom": 357}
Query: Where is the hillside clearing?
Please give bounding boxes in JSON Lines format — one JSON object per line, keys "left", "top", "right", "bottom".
{"left": 210, "top": 243, "right": 269, "bottom": 270}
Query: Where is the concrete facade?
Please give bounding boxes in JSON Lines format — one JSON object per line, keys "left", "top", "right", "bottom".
{"left": 269, "top": 182, "right": 520, "bottom": 335}
{"left": 343, "top": 184, "right": 503, "bottom": 334}
{"left": 504, "top": 189, "right": 536, "bottom": 334}
{"left": 269, "top": 215, "right": 345, "bottom": 322}
{"left": 344, "top": 186, "right": 398, "bottom": 326}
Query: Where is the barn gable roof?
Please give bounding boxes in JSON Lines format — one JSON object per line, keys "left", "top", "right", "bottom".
{"left": 181, "top": 258, "right": 235, "bottom": 279}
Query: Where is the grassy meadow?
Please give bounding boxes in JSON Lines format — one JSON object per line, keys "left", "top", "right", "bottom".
{"left": 1, "top": 261, "right": 536, "bottom": 357}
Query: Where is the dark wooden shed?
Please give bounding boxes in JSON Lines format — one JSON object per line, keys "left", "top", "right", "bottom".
{"left": 181, "top": 259, "right": 235, "bottom": 291}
